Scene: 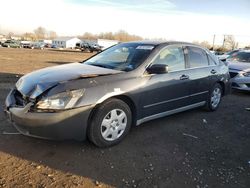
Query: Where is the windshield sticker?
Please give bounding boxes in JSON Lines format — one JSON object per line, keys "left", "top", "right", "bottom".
{"left": 136, "top": 46, "right": 154, "bottom": 50}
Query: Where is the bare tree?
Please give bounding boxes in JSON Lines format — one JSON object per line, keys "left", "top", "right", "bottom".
{"left": 113, "top": 30, "right": 142, "bottom": 42}
{"left": 22, "top": 32, "right": 36, "bottom": 41}
{"left": 7, "top": 32, "right": 14, "bottom": 39}
{"left": 34, "top": 26, "right": 46, "bottom": 39}
{"left": 224, "top": 35, "right": 237, "bottom": 50}
{"left": 80, "top": 32, "right": 97, "bottom": 40}
{"left": 79, "top": 30, "right": 143, "bottom": 42}
{"left": 192, "top": 41, "right": 212, "bottom": 49}
{"left": 48, "top": 31, "right": 57, "bottom": 39}
{"left": 200, "top": 41, "right": 212, "bottom": 49}
{"left": 99, "top": 32, "right": 114, "bottom": 40}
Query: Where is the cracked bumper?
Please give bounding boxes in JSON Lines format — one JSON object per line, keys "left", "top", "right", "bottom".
{"left": 5, "top": 90, "right": 93, "bottom": 141}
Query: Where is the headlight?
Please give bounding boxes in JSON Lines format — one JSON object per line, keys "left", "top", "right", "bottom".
{"left": 36, "top": 89, "right": 84, "bottom": 110}
{"left": 243, "top": 72, "right": 250, "bottom": 77}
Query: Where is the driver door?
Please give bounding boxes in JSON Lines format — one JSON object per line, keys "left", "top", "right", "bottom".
{"left": 141, "top": 45, "right": 192, "bottom": 118}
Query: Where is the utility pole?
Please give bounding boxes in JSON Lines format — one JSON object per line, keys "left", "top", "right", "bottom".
{"left": 222, "top": 35, "right": 226, "bottom": 49}
{"left": 212, "top": 34, "right": 215, "bottom": 50}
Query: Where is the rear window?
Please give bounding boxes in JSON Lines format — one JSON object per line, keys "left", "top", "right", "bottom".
{"left": 187, "top": 47, "right": 209, "bottom": 68}
{"left": 228, "top": 52, "right": 250, "bottom": 63}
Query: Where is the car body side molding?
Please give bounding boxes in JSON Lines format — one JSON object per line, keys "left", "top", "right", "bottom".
{"left": 137, "top": 101, "right": 206, "bottom": 126}
{"left": 143, "top": 91, "right": 208, "bottom": 109}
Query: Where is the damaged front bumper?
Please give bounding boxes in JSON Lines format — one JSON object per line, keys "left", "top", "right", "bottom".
{"left": 5, "top": 89, "right": 93, "bottom": 141}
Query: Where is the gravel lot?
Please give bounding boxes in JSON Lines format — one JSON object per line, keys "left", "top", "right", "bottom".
{"left": 0, "top": 48, "right": 249, "bottom": 188}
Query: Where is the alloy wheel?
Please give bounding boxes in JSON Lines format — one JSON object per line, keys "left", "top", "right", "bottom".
{"left": 211, "top": 87, "right": 221, "bottom": 109}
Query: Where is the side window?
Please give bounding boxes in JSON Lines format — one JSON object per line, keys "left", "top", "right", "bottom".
{"left": 152, "top": 46, "right": 185, "bottom": 72}
{"left": 187, "top": 47, "right": 209, "bottom": 68}
{"left": 207, "top": 54, "right": 217, "bottom": 65}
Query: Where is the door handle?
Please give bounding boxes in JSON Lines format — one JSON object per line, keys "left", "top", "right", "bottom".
{"left": 211, "top": 69, "right": 217, "bottom": 74}
{"left": 180, "top": 74, "right": 189, "bottom": 80}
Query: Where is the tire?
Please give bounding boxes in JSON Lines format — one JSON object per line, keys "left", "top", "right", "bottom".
{"left": 88, "top": 99, "right": 132, "bottom": 147}
{"left": 205, "top": 83, "right": 222, "bottom": 111}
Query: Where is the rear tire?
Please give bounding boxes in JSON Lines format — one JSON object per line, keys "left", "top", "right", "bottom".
{"left": 205, "top": 83, "right": 222, "bottom": 111}
{"left": 88, "top": 99, "right": 132, "bottom": 147}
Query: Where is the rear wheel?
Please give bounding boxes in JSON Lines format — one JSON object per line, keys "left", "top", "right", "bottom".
{"left": 205, "top": 83, "right": 222, "bottom": 111}
{"left": 88, "top": 99, "right": 132, "bottom": 147}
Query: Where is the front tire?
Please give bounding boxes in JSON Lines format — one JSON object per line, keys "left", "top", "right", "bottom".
{"left": 205, "top": 83, "right": 222, "bottom": 111}
{"left": 88, "top": 99, "right": 132, "bottom": 147}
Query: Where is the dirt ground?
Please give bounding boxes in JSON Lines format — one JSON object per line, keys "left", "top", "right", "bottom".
{"left": 0, "top": 48, "right": 249, "bottom": 188}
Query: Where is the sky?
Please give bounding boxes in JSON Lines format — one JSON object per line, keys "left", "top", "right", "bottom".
{"left": 1, "top": 0, "right": 250, "bottom": 46}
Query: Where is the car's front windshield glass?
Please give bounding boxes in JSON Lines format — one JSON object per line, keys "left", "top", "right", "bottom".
{"left": 84, "top": 43, "right": 155, "bottom": 71}
{"left": 228, "top": 52, "right": 250, "bottom": 63}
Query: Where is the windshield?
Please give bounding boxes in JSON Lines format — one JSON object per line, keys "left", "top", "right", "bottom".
{"left": 84, "top": 43, "right": 155, "bottom": 71}
{"left": 228, "top": 52, "right": 250, "bottom": 63}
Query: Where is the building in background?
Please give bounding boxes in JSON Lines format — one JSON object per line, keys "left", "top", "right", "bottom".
{"left": 38, "top": 39, "right": 52, "bottom": 44}
{"left": 52, "top": 37, "right": 81, "bottom": 48}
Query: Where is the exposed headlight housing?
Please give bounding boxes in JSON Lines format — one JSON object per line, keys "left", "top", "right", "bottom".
{"left": 36, "top": 89, "right": 84, "bottom": 110}
{"left": 243, "top": 72, "right": 250, "bottom": 77}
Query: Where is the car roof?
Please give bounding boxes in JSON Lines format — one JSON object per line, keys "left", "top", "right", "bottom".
{"left": 125, "top": 40, "right": 201, "bottom": 47}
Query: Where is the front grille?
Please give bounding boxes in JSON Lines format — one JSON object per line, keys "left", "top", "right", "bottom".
{"left": 13, "top": 89, "right": 28, "bottom": 106}
{"left": 229, "top": 72, "right": 238, "bottom": 78}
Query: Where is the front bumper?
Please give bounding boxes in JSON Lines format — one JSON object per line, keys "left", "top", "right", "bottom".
{"left": 5, "top": 89, "right": 93, "bottom": 141}
{"left": 231, "top": 77, "right": 250, "bottom": 91}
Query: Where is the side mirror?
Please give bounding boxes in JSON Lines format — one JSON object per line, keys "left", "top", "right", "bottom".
{"left": 146, "top": 64, "right": 169, "bottom": 74}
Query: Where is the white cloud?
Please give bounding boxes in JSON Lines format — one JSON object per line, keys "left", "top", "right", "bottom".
{"left": 1, "top": 0, "right": 250, "bottom": 44}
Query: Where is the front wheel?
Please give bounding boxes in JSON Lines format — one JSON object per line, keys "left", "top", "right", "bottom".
{"left": 205, "top": 83, "right": 222, "bottom": 111}
{"left": 88, "top": 99, "right": 132, "bottom": 147}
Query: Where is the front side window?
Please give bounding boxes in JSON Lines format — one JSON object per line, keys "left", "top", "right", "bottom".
{"left": 84, "top": 43, "right": 155, "bottom": 71}
{"left": 187, "top": 47, "right": 209, "bottom": 68}
{"left": 151, "top": 46, "right": 185, "bottom": 72}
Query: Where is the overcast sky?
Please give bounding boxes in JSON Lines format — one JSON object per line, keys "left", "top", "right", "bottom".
{"left": 1, "top": 0, "right": 250, "bottom": 45}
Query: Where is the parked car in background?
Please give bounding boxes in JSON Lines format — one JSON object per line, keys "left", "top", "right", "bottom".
{"left": 76, "top": 42, "right": 103, "bottom": 53}
{"left": 5, "top": 41, "right": 230, "bottom": 147}
{"left": 51, "top": 44, "right": 57, "bottom": 48}
{"left": 227, "top": 50, "right": 250, "bottom": 91}
{"left": 44, "top": 43, "right": 51, "bottom": 48}
{"left": 22, "top": 43, "right": 34, "bottom": 49}
{"left": 218, "top": 50, "right": 240, "bottom": 61}
{"left": 33, "top": 43, "right": 45, "bottom": 50}
{"left": 2, "top": 40, "right": 20, "bottom": 48}
{"left": 89, "top": 43, "right": 103, "bottom": 52}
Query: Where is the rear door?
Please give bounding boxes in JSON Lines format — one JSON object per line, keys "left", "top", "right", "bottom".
{"left": 184, "top": 46, "right": 214, "bottom": 103}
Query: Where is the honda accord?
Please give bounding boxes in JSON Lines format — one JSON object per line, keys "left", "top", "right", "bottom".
{"left": 5, "top": 41, "right": 231, "bottom": 147}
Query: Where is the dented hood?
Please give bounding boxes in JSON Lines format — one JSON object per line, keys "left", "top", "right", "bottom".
{"left": 16, "top": 63, "right": 122, "bottom": 99}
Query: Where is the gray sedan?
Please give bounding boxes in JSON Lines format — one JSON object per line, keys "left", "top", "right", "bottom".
{"left": 227, "top": 50, "right": 250, "bottom": 91}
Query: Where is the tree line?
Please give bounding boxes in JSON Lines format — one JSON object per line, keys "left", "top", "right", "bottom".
{"left": 4, "top": 27, "right": 249, "bottom": 51}
{"left": 77, "top": 30, "right": 143, "bottom": 42}
{"left": 193, "top": 35, "right": 241, "bottom": 52}
{"left": 6, "top": 27, "right": 143, "bottom": 42}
